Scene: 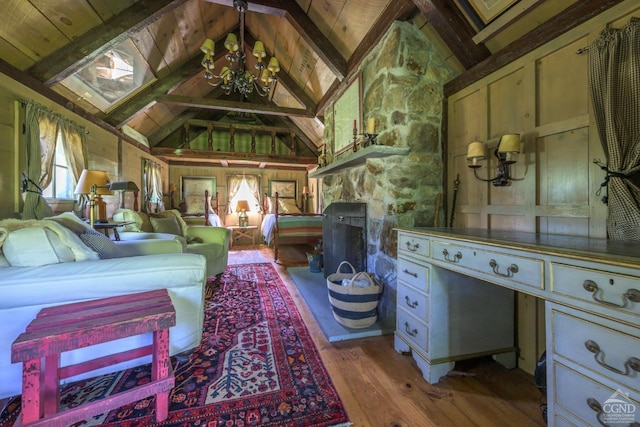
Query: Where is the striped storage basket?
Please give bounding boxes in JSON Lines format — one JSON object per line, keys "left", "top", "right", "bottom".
{"left": 326, "top": 262, "right": 383, "bottom": 329}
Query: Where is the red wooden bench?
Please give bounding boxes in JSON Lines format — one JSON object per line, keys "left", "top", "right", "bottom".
{"left": 11, "top": 289, "right": 176, "bottom": 426}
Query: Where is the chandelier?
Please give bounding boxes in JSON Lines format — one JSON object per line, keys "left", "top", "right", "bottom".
{"left": 200, "top": 0, "right": 280, "bottom": 97}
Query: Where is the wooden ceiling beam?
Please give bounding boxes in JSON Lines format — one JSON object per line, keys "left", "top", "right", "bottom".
{"left": 280, "top": 0, "right": 348, "bottom": 81}
{"left": 186, "top": 119, "right": 292, "bottom": 134}
{"left": 103, "top": 27, "right": 238, "bottom": 128}
{"left": 444, "top": 0, "right": 624, "bottom": 96}
{"left": 157, "top": 94, "right": 315, "bottom": 117}
{"left": 151, "top": 147, "right": 316, "bottom": 165}
{"left": 27, "top": 0, "right": 191, "bottom": 86}
{"left": 412, "top": 0, "right": 491, "bottom": 70}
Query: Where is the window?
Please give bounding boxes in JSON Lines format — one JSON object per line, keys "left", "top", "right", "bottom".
{"left": 42, "top": 134, "right": 74, "bottom": 200}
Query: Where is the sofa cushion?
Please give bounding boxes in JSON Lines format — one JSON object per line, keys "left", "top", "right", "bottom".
{"left": 2, "top": 226, "right": 76, "bottom": 266}
{"left": 150, "top": 215, "right": 181, "bottom": 235}
{"left": 0, "top": 216, "right": 102, "bottom": 267}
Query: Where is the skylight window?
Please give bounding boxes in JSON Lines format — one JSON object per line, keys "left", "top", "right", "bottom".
{"left": 60, "top": 38, "right": 155, "bottom": 113}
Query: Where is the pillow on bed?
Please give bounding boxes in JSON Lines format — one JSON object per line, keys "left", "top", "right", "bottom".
{"left": 278, "top": 198, "right": 301, "bottom": 214}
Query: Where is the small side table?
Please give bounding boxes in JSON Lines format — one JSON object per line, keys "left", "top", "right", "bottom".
{"left": 91, "top": 221, "right": 134, "bottom": 241}
{"left": 227, "top": 225, "right": 258, "bottom": 247}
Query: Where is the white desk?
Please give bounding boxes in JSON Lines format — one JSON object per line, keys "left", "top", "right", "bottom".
{"left": 394, "top": 228, "right": 640, "bottom": 427}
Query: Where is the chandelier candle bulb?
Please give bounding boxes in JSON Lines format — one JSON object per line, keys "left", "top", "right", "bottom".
{"left": 367, "top": 117, "right": 375, "bottom": 134}
{"left": 200, "top": 38, "right": 214, "bottom": 54}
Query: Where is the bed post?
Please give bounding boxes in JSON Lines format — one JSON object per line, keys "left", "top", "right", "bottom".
{"left": 204, "top": 190, "right": 211, "bottom": 226}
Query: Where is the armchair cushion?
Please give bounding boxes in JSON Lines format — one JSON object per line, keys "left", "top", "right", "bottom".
{"left": 149, "top": 215, "right": 181, "bottom": 235}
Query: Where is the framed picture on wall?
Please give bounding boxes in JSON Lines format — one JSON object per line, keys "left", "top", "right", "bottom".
{"left": 269, "top": 179, "right": 297, "bottom": 199}
{"left": 332, "top": 73, "right": 362, "bottom": 155}
{"left": 181, "top": 176, "right": 216, "bottom": 214}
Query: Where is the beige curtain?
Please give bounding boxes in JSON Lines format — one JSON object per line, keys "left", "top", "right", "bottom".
{"left": 227, "top": 174, "right": 260, "bottom": 213}
{"left": 22, "top": 101, "right": 88, "bottom": 219}
{"left": 142, "top": 158, "right": 164, "bottom": 213}
{"left": 589, "top": 17, "right": 640, "bottom": 240}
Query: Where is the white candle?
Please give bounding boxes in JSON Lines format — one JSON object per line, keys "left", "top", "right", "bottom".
{"left": 367, "top": 117, "right": 375, "bottom": 134}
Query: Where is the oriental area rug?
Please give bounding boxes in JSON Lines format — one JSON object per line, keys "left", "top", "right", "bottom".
{"left": 0, "top": 263, "right": 350, "bottom": 427}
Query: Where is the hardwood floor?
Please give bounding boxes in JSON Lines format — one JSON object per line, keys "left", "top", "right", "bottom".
{"left": 231, "top": 244, "right": 547, "bottom": 427}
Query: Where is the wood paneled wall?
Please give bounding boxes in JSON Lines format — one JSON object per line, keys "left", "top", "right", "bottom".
{"left": 0, "top": 72, "right": 166, "bottom": 220}
{"left": 446, "top": 1, "right": 640, "bottom": 373}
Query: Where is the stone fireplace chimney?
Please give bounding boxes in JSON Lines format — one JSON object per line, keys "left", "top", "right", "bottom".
{"left": 320, "top": 21, "right": 456, "bottom": 322}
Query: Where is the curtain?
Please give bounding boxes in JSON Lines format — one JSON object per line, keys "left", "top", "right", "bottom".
{"left": 22, "top": 101, "right": 88, "bottom": 219}
{"left": 142, "top": 158, "right": 164, "bottom": 213}
{"left": 227, "top": 174, "right": 260, "bottom": 213}
{"left": 589, "top": 17, "right": 640, "bottom": 240}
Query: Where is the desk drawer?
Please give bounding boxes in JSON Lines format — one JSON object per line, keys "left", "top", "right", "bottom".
{"left": 397, "top": 308, "right": 428, "bottom": 355}
{"left": 553, "top": 362, "right": 639, "bottom": 426}
{"left": 431, "top": 240, "right": 544, "bottom": 290}
{"left": 397, "top": 257, "right": 429, "bottom": 293}
{"left": 549, "top": 305, "right": 640, "bottom": 392}
{"left": 398, "top": 232, "right": 430, "bottom": 259}
{"left": 551, "top": 263, "right": 640, "bottom": 317}
{"left": 398, "top": 284, "right": 429, "bottom": 321}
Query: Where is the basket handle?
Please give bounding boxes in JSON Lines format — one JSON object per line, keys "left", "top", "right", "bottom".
{"left": 348, "top": 272, "right": 376, "bottom": 288}
{"left": 335, "top": 261, "right": 357, "bottom": 274}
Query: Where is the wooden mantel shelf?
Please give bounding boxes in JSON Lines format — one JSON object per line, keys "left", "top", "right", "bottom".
{"left": 308, "top": 145, "right": 410, "bottom": 178}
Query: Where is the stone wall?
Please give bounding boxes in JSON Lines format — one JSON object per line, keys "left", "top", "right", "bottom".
{"left": 322, "top": 21, "right": 455, "bottom": 320}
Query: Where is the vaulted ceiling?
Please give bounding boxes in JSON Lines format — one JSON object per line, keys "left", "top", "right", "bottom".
{"left": 0, "top": 0, "right": 622, "bottom": 169}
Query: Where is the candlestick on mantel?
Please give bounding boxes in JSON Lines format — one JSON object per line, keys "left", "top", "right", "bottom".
{"left": 367, "top": 117, "right": 375, "bottom": 134}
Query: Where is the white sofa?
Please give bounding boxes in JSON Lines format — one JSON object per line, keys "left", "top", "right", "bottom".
{"left": 0, "top": 213, "right": 208, "bottom": 399}
{"left": 113, "top": 208, "right": 230, "bottom": 277}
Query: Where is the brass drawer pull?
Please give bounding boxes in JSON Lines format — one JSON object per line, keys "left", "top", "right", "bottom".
{"left": 402, "top": 269, "right": 418, "bottom": 278}
{"left": 489, "top": 259, "right": 518, "bottom": 278}
{"left": 442, "top": 249, "right": 462, "bottom": 263}
{"left": 586, "top": 398, "right": 609, "bottom": 427}
{"left": 404, "top": 322, "right": 418, "bottom": 337}
{"left": 405, "top": 296, "right": 418, "bottom": 309}
{"left": 405, "top": 241, "right": 420, "bottom": 252}
{"left": 582, "top": 280, "right": 640, "bottom": 308}
{"left": 584, "top": 340, "right": 640, "bottom": 376}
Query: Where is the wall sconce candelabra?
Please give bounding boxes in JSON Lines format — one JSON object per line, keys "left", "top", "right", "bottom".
{"left": 466, "top": 134, "right": 522, "bottom": 186}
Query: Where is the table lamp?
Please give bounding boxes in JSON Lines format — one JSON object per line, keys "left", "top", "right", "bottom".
{"left": 236, "top": 200, "right": 250, "bottom": 227}
{"left": 109, "top": 181, "right": 139, "bottom": 210}
{"left": 74, "top": 169, "right": 113, "bottom": 226}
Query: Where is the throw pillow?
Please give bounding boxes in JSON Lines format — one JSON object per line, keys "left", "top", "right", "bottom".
{"left": 79, "top": 229, "right": 123, "bottom": 259}
{"left": 278, "top": 198, "right": 301, "bottom": 214}
{"left": 149, "top": 216, "right": 182, "bottom": 235}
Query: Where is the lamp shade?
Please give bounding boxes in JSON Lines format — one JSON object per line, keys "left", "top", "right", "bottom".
{"left": 498, "top": 134, "right": 521, "bottom": 153}
{"left": 109, "top": 181, "right": 139, "bottom": 192}
{"left": 224, "top": 33, "right": 238, "bottom": 52}
{"left": 200, "top": 38, "right": 215, "bottom": 54}
{"left": 236, "top": 200, "right": 250, "bottom": 212}
{"left": 74, "top": 170, "right": 113, "bottom": 195}
{"left": 467, "top": 141, "right": 486, "bottom": 160}
{"left": 267, "top": 57, "right": 280, "bottom": 73}
{"left": 169, "top": 183, "right": 177, "bottom": 192}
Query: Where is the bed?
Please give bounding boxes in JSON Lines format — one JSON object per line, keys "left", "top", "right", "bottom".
{"left": 180, "top": 190, "right": 223, "bottom": 227}
{"left": 261, "top": 192, "right": 323, "bottom": 261}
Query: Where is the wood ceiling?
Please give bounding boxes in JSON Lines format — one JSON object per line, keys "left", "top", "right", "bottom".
{"left": 0, "top": 0, "right": 623, "bottom": 169}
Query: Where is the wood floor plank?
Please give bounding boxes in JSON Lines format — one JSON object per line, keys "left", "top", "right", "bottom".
{"left": 245, "top": 244, "right": 547, "bottom": 427}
